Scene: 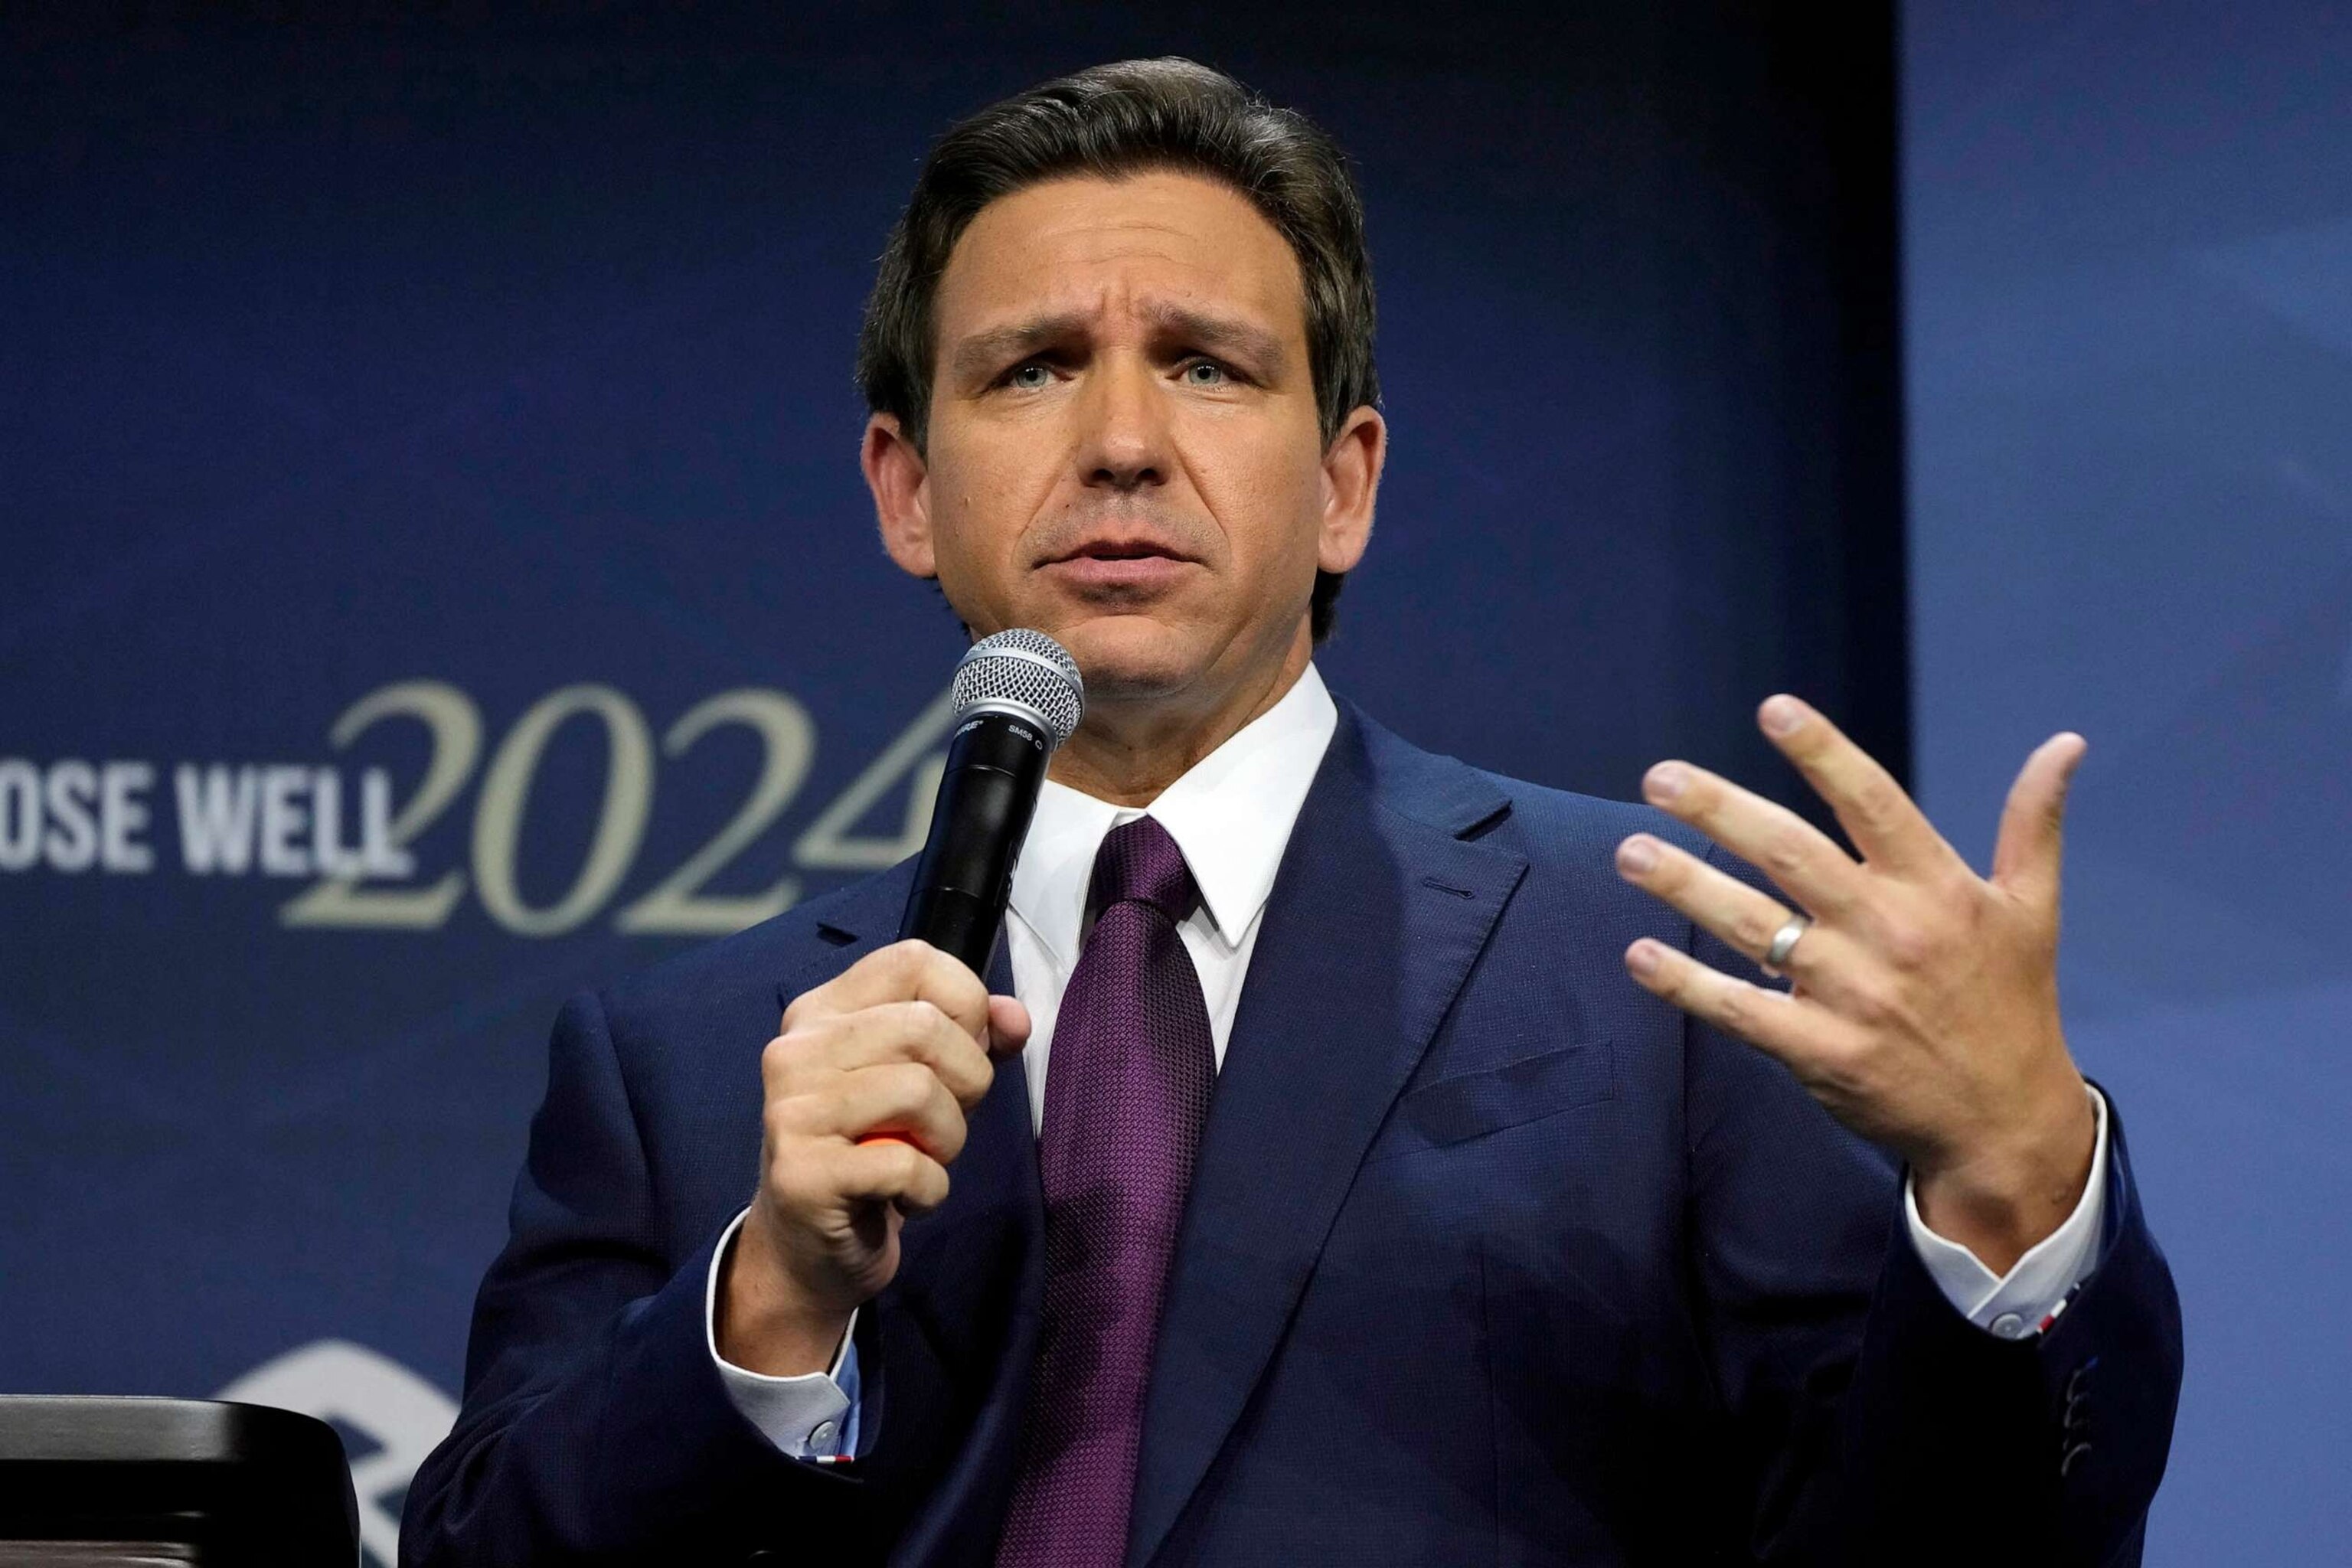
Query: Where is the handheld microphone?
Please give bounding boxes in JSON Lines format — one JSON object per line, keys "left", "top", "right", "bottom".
{"left": 897, "top": 629, "right": 1086, "bottom": 978}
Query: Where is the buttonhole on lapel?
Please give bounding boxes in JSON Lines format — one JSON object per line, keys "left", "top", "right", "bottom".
{"left": 1420, "top": 876, "right": 1476, "bottom": 899}
{"left": 817, "top": 923, "right": 858, "bottom": 947}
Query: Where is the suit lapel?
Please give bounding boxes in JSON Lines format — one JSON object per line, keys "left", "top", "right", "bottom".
{"left": 1126, "top": 704, "right": 1527, "bottom": 1566}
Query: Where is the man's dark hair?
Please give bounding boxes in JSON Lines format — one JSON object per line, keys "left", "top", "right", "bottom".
{"left": 858, "top": 57, "right": 1379, "bottom": 644}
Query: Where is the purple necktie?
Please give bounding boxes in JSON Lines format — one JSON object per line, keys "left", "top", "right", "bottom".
{"left": 996, "top": 815, "right": 1215, "bottom": 1566}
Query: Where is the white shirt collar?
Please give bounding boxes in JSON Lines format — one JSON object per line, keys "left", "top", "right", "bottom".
{"left": 1008, "top": 662, "right": 1340, "bottom": 968}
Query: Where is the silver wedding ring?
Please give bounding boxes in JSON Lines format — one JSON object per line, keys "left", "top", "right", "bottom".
{"left": 1762, "top": 914, "right": 1811, "bottom": 973}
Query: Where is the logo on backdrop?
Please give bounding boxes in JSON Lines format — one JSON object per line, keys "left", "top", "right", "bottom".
{"left": 218, "top": 1340, "right": 457, "bottom": 1567}
{"left": 0, "top": 679, "right": 959, "bottom": 937}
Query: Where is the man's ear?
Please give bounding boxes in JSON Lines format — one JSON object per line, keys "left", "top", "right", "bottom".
{"left": 1317, "top": 404, "right": 1386, "bottom": 575}
{"left": 863, "top": 412, "right": 936, "bottom": 579}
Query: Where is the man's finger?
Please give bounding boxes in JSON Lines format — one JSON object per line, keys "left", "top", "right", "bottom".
{"left": 785, "top": 938, "right": 992, "bottom": 1040}
{"left": 831, "top": 1138, "right": 952, "bottom": 1215}
{"left": 1755, "top": 695, "right": 1959, "bottom": 877}
{"left": 785, "top": 1060, "right": 969, "bottom": 1163}
{"left": 1623, "top": 937, "right": 1845, "bottom": 1067}
{"left": 1991, "top": 732, "right": 2087, "bottom": 910}
{"left": 789, "top": 1001, "right": 995, "bottom": 1108}
{"left": 1641, "top": 762, "right": 1864, "bottom": 919}
{"left": 985, "top": 995, "right": 1032, "bottom": 1062}
{"left": 1616, "top": 833, "right": 1824, "bottom": 975}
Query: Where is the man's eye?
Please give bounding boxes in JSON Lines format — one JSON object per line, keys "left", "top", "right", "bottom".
{"left": 1180, "top": 359, "right": 1231, "bottom": 387}
{"left": 1004, "top": 362, "right": 1054, "bottom": 390}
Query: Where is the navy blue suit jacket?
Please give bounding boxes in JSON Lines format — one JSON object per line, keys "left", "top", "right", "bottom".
{"left": 403, "top": 700, "right": 2181, "bottom": 1565}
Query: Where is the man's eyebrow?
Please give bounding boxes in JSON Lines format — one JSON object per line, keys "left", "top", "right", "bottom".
{"left": 1145, "top": 303, "right": 1288, "bottom": 374}
{"left": 945, "top": 305, "right": 1292, "bottom": 383}
{"left": 947, "top": 313, "right": 1090, "bottom": 382}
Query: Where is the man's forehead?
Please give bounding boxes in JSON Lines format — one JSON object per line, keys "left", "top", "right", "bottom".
{"left": 936, "top": 172, "right": 1306, "bottom": 338}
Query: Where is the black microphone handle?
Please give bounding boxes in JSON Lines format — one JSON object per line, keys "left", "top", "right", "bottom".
{"left": 897, "top": 707, "right": 1054, "bottom": 978}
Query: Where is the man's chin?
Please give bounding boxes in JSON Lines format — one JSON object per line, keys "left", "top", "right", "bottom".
{"left": 1042, "top": 614, "right": 1211, "bottom": 704}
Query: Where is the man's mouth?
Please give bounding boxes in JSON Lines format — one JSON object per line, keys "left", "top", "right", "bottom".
{"left": 1042, "top": 535, "right": 1198, "bottom": 589}
{"left": 1050, "top": 535, "right": 1192, "bottom": 565}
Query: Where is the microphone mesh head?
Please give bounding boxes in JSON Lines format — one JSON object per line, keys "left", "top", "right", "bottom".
{"left": 952, "top": 629, "right": 1086, "bottom": 744}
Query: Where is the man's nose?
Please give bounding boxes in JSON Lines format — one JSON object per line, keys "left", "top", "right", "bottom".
{"left": 1076, "top": 353, "right": 1171, "bottom": 492}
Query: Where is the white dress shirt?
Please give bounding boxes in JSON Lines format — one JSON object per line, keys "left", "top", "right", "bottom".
{"left": 709, "top": 663, "right": 2111, "bottom": 1455}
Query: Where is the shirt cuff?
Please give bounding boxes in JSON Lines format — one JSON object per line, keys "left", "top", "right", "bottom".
{"left": 1903, "top": 1085, "right": 2112, "bottom": 1340}
{"left": 704, "top": 1206, "right": 858, "bottom": 1456}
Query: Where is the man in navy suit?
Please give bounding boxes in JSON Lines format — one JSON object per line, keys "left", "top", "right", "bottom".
{"left": 403, "top": 59, "right": 2180, "bottom": 1565}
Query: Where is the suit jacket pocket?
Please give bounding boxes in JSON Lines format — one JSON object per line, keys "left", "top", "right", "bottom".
{"left": 1369, "top": 1039, "right": 1616, "bottom": 1161}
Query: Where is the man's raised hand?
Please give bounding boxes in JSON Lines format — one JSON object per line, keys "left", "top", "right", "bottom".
{"left": 1615, "top": 694, "right": 2099, "bottom": 1275}
{"left": 717, "top": 939, "right": 1031, "bottom": 1377}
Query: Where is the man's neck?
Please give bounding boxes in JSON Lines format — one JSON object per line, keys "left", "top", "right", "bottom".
{"left": 1047, "top": 623, "right": 1313, "bottom": 808}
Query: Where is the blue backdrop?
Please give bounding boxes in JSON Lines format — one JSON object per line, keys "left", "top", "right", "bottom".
{"left": 5, "top": 5, "right": 1910, "bottom": 1560}
{"left": 1905, "top": 2, "right": 2352, "bottom": 1560}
